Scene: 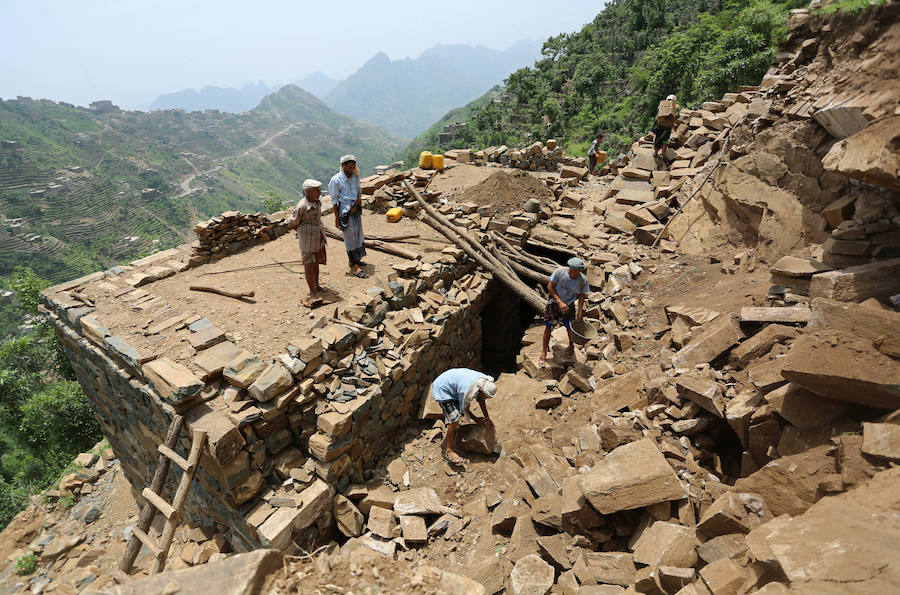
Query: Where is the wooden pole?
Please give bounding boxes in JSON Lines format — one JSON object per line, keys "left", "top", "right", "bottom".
{"left": 121, "top": 415, "right": 184, "bottom": 573}
{"left": 323, "top": 227, "right": 421, "bottom": 261}
{"left": 189, "top": 285, "right": 255, "bottom": 300}
{"left": 405, "top": 181, "right": 520, "bottom": 280}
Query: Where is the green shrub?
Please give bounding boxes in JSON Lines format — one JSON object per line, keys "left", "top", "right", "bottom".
{"left": 262, "top": 193, "right": 290, "bottom": 213}
{"left": 14, "top": 552, "right": 37, "bottom": 575}
{"left": 20, "top": 380, "right": 100, "bottom": 456}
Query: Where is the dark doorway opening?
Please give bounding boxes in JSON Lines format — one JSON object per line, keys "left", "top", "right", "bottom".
{"left": 480, "top": 283, "right": 535, "bottom": 377}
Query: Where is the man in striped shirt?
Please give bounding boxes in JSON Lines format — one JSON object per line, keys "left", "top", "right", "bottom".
{"left": 286, "top": 179, "right": 327, "bottom": 301}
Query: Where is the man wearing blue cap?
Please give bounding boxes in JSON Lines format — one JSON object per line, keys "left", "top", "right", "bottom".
{"left": 539, "top": 257, "right": 589, "bottom": 366}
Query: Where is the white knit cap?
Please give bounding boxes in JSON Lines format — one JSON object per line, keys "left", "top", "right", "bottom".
{"left": 340, "top": 154, "right": 357, "bottom": 164}
{"left": 666, "top": 94, "right": 677, "bottom": 101}
{"left": 302, "top": 179, "right": 321, "bottom": 191}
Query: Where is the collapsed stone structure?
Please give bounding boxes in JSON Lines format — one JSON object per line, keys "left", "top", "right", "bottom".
{"left": 25, "top": 3, "right": 900, "bottom": 594}
{"left": 40, "top": 206, "right": 502, "bottom": 552}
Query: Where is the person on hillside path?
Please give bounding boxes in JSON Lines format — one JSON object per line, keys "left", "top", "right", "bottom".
{"left": 652, "top": 94, "right": 679, "bottom": 159}
{"left": 431, "top": 368, "right": 497, "bottom": 466}
{"left": 588, "top": 131, "right": 604, "bottom": 175}
{"left": 286, "top": 178, "right": 327, "bottom": 304}
{"left": 328, "top": 154, "right": 368, "bottom": 278}
{"left": 539, "top": 257, "right": 589, "bottom": 366}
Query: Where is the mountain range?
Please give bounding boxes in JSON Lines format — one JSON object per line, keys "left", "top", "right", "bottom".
{"left": 148, "top": 72, "right": 341, "bottom": 113}
{"left": 324, "top": 40, "right": 541, "bottom": 139}
{"left": 149, "top": 81, "right": 275, "bottom": 113}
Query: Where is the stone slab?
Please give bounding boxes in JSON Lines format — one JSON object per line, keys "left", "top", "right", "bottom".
{"left": 671, "top": 314, "right": 744, "bottom": 369}
{"left": 100, "top": 549, "right": 282, "bottom": 595}
{"left": 578, "top": 439, "right": 686, "bottom": 514}
{"left": 749, "top": 467, "right": 900, "bottom": 592}
{"left": 142, "top": 358, "right": 204, "bottom": 406}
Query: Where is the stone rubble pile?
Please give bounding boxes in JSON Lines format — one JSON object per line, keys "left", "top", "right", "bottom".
{"left": 189, "top": 210, "right": 289, "bottom": 266}
{"left": 664, "top": 4, "right": 900, "bottom": 268}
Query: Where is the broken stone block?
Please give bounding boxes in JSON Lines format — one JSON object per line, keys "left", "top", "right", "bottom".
{"left": 457, "top": 424, "right": 497, "bottom": 455}
{"left": 697, "top": 533, "right": 749, "bottom": 565}
{"left": 729, "top": 324, "right": 798, "bottom": 368}
{"left": 492, "top": 497, "right": 525, "bottom": 534}
{"left": 822, "top": 116, "right": 900, "bottom": 192}
{"left": 579, "top": 439, "right": 686, "bottom": 514}
{"left": 675, "top": 375, "right": 725, "bottom": 417}
{"left": 112, "top": 549, "right": 282, "bottom": 594}
{"left": 142, "top": 358, "right": 204, "bottom": 406}
{"left": 358, "top": 486, "right": 395, "bottom": 516}
{"left": 393, "top": 487, "right": 442, "bottom": 515}
{"left": 809, "top": 257, "right": 900, "bottom": 302}
{"left": 697, "top": 492, "right": 771, "bottom": 537}
{"left": 399, "top": 514, "right": 427, "bottom": 544}
{"left": 562, "top": 476, "right": 603, "bottom": 535}
{"left": 747, "top": 467, "right": 900, "bottom": 592}
{"left": 289, "top": 337, "right": 323, "bottom": 363}
{"left": 739, "top": 306, "right": 810, "bottom": 324}
{"left": 592, "top": 370, "right": 646, "bottom": 416}
{"left": 861, "top": 422, "right": 900, "bottom": 461}
{"left": 531, "top": 494, "right": 563, "bottom": 531}
{"left": 536, "top": 534, "right": 570, "bottom": 570}
{"left": 189, "top": 325, "right": 226, "bottom": 350}
{"left": 699, "top": 557, "right": 754, "bottom": 594}
{"left": 333, "top": 495, "right": 364, "bottom": 537}
{"left": 223, "top": 353, "right": 265, "bottom": 389}
{"left": 574, "top": 552, "right": 636, "bottom": 587}
{"left": 510, "top": 553, "right": 555, "bottom": 595}
{"left": 367, "top": 504, "right": 396, "bottom": 539}
{"left": 671, "top": 314, "right": 744, "bottom": 369}
{"left": 248, "top": 363, "right": 293, "bottom": 402}
{"left": 781, "top": 331, "right": 899, "bottom": 410}
{"left": 632, "top": 521, "right": 699, "bottom": 568}
{"left": 194, "top": 342, "right": 246, "bottom": 379}
{"left": 658, "top": 566, "right": 697, "bottom": 593}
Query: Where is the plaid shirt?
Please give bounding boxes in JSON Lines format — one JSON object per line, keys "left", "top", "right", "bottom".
{"left": 287, "top": 197, "right": 326, "bottom": 254}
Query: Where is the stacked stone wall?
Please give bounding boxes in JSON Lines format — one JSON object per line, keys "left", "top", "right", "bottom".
{"left": 41, "top": 240, "right": 495, "bottom": 552}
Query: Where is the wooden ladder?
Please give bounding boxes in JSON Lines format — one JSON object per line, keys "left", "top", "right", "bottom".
{"left": 119, "top": 415, "right": 208, "bottom": 575}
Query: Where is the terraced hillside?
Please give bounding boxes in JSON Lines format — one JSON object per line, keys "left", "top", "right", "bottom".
{"left": 0, "top": 86, "right": 402, "bottom": 332}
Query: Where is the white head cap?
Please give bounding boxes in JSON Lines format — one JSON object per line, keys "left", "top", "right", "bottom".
{"left": 666, "top": 94, "right": 677, "bottom": 101}
{"left": 302, "top": 179, "right": 321, "bottom": 191}
{"left": 477, "top": 377, "right": 498, "bottom": 399}
{"left": 340, "top": 154, "right": 357, "bottom": 165}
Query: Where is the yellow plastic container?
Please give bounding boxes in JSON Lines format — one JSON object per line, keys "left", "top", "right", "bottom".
{"left": 386, "top": 207, "right": 403, "bottom": 222}
{"left": 596, "top": 150, "right": 607, "bottom": 164}
{"left": 418, "top": 151, "right": 433, "bottom": 169}
{"left": 431, "top": 154, "right": 444, "bottom": 170}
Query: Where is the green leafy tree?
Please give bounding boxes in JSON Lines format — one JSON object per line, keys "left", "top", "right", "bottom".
{"left": 20, "top": 380, "right": 101, "bottom": 457}
{"left": 0, "top": 268, "right": 101, "bottom": 528}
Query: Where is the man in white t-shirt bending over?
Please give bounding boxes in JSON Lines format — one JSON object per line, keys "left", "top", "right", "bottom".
{"left": 539, "top": 257, "right": 589, "bottom": 366}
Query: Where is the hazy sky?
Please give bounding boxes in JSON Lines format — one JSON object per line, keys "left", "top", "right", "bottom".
{"left": 0, "top": 1, "right": 601, "bottom": 109}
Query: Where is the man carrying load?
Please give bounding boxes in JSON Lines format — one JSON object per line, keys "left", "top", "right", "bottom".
{"left": 431, "top": 368, "right": 497, "bottom": 466}
{"left": 539, "top": 257, "right": 589, "bottom": 366}
{"left": 588, "top": 131, "right": 605, "bottom": 175}
{"left": 652, "top": 94, "right": 679, "bottom": 159}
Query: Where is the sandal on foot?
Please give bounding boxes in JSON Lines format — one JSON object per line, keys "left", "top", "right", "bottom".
{"left": 354, "top": 270, "right": 369, "bottom": 279}
{"left": 443, "top": 452, "right": 469, "bottom": 466}
{"left": 538, "top": 356, "right": 547, "bottom": 367}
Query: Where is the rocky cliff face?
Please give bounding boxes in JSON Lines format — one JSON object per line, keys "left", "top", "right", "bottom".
{"left": 669, "top": 3, "right": 899, "bottom": 266}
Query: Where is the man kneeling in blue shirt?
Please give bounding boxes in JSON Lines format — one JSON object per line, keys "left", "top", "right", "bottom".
{"left": 431, "top": 368, "right": 497, "bottom": 466}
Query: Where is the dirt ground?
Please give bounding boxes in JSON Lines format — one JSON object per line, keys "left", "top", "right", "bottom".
{"left": 460, "top": 169, "right": 554, "bottom": 216}
{"left": 78, "top": 214, "right": 448, "bottom": 365}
